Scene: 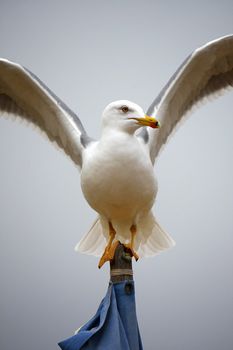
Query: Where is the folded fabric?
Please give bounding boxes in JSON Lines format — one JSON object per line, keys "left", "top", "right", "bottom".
{"left": 58, "top": 280, "right": 143, "bottom": 350}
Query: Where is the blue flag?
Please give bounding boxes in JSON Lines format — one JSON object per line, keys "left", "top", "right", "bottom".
{"left": 58, "top": 280, "right": 143, "bottom": 350}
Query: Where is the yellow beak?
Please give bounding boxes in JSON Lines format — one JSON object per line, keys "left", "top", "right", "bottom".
{"left": 129, "top": 115, "right": 160, "bottom": 129}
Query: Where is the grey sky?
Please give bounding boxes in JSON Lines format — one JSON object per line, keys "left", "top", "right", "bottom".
{"left": 0, "top": 1, "right": 233, "bottom": 349}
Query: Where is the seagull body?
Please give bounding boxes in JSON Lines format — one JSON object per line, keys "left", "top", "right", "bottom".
{"left": 81, "top": 126, "right": 157, "bottom": 222}
{"left": 80, "top": 103, "right": 159, "bottom": 257}
{"left": 0, "top": 35, "right": 233, "bottom": 266}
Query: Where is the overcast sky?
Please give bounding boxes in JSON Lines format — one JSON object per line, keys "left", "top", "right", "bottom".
{"left": 0, "top": 1, "right": 233, "bottom": 349}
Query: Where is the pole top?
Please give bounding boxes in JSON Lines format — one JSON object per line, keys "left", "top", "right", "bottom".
{"left": 110, "top": 242, "right": 134, "bottom": 283}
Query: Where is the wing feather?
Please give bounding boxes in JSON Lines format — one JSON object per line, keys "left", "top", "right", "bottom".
{"left": 145, "top": 34, "right": 233, "bottom": 163}
{"left": 0, "top": 59, "right": 93, "bottom": 167}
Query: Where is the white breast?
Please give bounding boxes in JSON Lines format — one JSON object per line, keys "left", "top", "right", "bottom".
{"left": 81, "top": 131, "right": 157, "bottom": 222}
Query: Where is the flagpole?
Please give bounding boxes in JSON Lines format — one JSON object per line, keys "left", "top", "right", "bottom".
{"left": 110, "top": 243, "right": 133, "bottom": 283}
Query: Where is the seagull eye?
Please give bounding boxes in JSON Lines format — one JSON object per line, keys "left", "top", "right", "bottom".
{"left": 121, "top": 105, "right": 129, "bottom": 113}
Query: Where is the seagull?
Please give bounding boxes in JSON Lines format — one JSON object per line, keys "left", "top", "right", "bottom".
{"left": 0, "top": 35, "right": 232, "bottom": 268}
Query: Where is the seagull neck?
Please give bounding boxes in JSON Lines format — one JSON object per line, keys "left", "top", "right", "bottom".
{"left": 101, "top": 126, "right": 135, "bottom": 140}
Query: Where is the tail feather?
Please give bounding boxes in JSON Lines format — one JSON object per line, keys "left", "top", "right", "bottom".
{"left": 137, "top": 213, "right": 176, "bottom": 257}
{"left": 75, "top": 213, "right": 175, "bottom": 259}
{"left": 75, "top": 217, "right": 107, "bottom": 257}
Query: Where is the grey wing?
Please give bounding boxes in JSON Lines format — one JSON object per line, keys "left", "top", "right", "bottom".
{"left": 140, "top": 34, "right": 233, "bottom": 164}
{"left": 0, "top": 58, "right": 94, "bottom": 168}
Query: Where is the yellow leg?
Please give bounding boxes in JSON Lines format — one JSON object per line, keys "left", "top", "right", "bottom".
{"left": 106, "top": 222, "right": 116, "bottom": 250}
{"left": 124, "top": 224, "right": 139, "bottom": 261}
{"left": 98, "top": 222, "right": 119, "bottom": 268}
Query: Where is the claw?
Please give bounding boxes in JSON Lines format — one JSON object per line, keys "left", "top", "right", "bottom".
{"left": 98, "top": 222, "right": 139, "bottom": 268}
{"left": 98, "top": 240, "right": 120, "bottom": 268}
{"left": 123, "top": 243, "right": 139, "bottom": 261}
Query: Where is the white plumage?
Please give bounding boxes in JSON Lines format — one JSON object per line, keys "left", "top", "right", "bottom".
{"left": 0, "top": 35, "right": 232, "bottom": 264}
{"left": 77, "top": 100, "right": 175, "bottom": 258}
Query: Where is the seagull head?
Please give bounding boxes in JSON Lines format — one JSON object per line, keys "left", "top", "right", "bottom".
{"left": 101, "top": 100, "right": 160, "bottom": 134}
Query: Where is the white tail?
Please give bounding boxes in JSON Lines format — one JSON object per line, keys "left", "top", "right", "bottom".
{"left": 75, "top": 217, "right": 107, "bottom": 257}
{"left": 136, "top": 214, "right": 176, "bottom": 257}
{"left": 75, "top": 213, "right": 175, "bottom": 258}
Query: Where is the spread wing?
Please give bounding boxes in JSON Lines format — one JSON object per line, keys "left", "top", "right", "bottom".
{"left": 139, "top": 34, "right": 233, "bottom": 164}
{"left": 0, "top": 58, "right": 93, "bottom": 167}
